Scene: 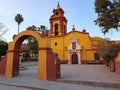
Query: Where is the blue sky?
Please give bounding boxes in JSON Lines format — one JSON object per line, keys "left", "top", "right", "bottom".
{"left": 0, "top": 0, "right": 120, "bottom": 42}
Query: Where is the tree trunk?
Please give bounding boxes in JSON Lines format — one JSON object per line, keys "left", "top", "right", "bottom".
{"left": 106, "top": 61, "right": 109, "bottom": 67}
{"left": 110, "top": 59, "right": 116, "bottom": 72}
{"left": 18, "top": 24, "right": 20, "bottom": 34}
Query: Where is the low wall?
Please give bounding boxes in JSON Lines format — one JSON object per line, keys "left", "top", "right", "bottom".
{"left": 116, "top": 61, "right": 120, "bottom": 75}
{"left": 0, "top": 55, "right": 7, "bottom": 75}
{"left": 0, "top": 61, "right": 1, "bottom": 74}
{"left": 115, "top": 52, "right": 120, "bottom": 75}
{"left": 60, "top": 60, "right": 105, "bottom": 64}
{"left": 46, "top": 49, "right": 61, "bottom": 80}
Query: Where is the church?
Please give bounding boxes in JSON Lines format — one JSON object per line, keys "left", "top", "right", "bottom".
{"left": 48, "top": 3, "right": 102, "bottom": 64}
{"left": 1, "top": 3, "right": 120, "bottom": 80}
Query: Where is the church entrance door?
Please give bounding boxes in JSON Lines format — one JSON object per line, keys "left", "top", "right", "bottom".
{"left": 72, "top": 53, "right": 78, "bottom": 64}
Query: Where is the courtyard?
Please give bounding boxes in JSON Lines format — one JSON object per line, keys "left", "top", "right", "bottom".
{"left": 0, "top": 62, "right": 120, "bottom": 90}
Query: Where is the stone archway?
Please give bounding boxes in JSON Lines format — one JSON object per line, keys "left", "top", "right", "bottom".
{"left": 4, "top": 30, "right": 60, "bottom": 81}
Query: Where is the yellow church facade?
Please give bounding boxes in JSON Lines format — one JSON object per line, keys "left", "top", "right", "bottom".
{"left": 49, "top": 3, "right": 101, "bottom": 64}
{"left": 50, "top": 30, "right": 99, "bottom": 64}
{"left": 1, "top": 3, "right": 120, "bottom": 81}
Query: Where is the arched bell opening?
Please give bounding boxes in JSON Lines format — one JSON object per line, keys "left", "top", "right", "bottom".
{"left": 54, "top": 23, "right": 58, "bottom": 36}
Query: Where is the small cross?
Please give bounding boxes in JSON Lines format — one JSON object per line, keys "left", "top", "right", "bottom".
{"left": 73, "top": 25, "right": 75, "bottom": 28}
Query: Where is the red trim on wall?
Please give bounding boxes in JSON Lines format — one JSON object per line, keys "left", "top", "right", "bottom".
{"left": 85, "top": 49, "right": 97, "bottom": 51}
{"left": 0, "top": 62, "right": 1, "bottom": 74}
{"left": 7, "top": 50, "right": 20, "bottom": 53}
{"left": 81, "top": 60, "right": 88, "bottom": 64}
{"left": 116, "top": 61, "right": 120, "bottom": 75}
{"left": 46, "top": 49, "right": 61, "bottom": 80}
{"left": 12, "top": 51, "right": 20, "bottom": 77}
{"left": 0, "top": 54, "right": 7, "bottom": 75}
{"left": 60, "top": 60, "right": 68, "bottom": 64}
{"left": 60, "top": 60, "right": 105, "bottom": 64}
{"left": 38, "top": 48, "right": 52, "bottom": 50}
{"left": 46, "top": 50, "right": 56, "bottom": 81}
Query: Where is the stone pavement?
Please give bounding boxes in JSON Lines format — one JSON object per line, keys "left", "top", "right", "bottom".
{"left": 58, "top": 64, "right": 120, "bottom": 88}
{"left": 0, "top": 62, "right": 120, "bottom": 90}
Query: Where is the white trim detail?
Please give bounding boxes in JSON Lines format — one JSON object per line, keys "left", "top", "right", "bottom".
{"left": 68, "top": 38, "right": 81, "bottom": 64}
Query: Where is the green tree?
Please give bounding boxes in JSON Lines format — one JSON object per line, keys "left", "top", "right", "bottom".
{"left": 0, "top": 40, "right": 8, "bottom": 59}
{"left": 25, "top": 25, "right": 49, "bottom": 58}
{"left": 107, "top": 43, "right": 120, "bottom": 71}
{"left": 15, "top": 13, "right": 24, "bottom": 34}
{"left": 94, "top": 0, "right": 120, "bottom": 34}
{"left": 37, "top": 25, "right": 48, "bottom": 35}
{"left": 27, "top": 37, "right": 38, "bottom": 55}
{"left": 26, "top": 25, "right": 49, "bottom": 36}
{"left": 95, "top": 38, "right": 120, "bottom": 71}
{"left": 31, "top": 25, "right": 37, "bottom": 31}
{"left": 95, "top": 38, "right": 111, "bottom": 66}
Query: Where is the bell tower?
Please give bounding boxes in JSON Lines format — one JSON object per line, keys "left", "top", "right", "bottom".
{"left": 49, "top": 3, "right": 67, "bottom": 37}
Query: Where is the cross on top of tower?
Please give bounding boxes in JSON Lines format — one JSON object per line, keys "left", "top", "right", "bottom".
{"left": 57, "top": 2, "right": 60, "bottom": 6}
{"left": 56, "top": 2, "right": 61, "bottom": 9}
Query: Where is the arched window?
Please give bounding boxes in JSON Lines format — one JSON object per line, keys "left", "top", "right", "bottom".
{"left": 94, "top": 53, "right": 100, "bottom": 60}
{"left": 72, "top": 42, "right": 76, "bottom": 49}
{"left": 55, "top": 23, "right": 58, "bottom": 36}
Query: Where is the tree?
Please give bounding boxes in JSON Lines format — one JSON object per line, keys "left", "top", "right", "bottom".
{"left": 37, "top": 25, "right": 48, "bottom": 35}
{"left": 94, "top": 38, "right": 120, "bottom": 71}
{"left": 26, "top": 25, "right": 49, "bottom": 36}
{"left": 15, "top": 13, "right": 24, "bottom": 34}
{"left": 27, "top": 38, "right": 38, "bottom": 55}
{"left": 31, "top": 25, "right": 37, "bottom": 31}
{"left": 94, "top": 38, "right": 111, "bottom": 66}
{"left": 0, "top": 40, "right": 8, "bottom": 59}
{"left": 94, "top": 0, "right": 120, "bottom": 34}
{"left": 107, "top": 43, "right": 120, "bottom": 71}
{"left": 0, "top": 23, "right": 8, "bottom": 39}
{"left": 25, "top": 25, "right": 49, "bottom": 60}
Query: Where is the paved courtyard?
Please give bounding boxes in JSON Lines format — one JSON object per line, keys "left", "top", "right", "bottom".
{"left": 0, "top": 62, "right": 120, "bottom": 90}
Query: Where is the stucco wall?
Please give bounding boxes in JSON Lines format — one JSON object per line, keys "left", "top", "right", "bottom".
{"left": 115, "top": 52, "right": 120, "bottom": 74}
{"left": 50, "top": 30, "right": 97, "bottom": 63}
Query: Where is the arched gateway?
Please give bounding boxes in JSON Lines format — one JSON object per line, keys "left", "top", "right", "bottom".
{"left": 1, "top": 30, "right": 60, "bottom": 81}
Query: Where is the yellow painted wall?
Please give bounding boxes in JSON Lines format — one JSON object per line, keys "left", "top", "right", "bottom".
{"left": 38, "top": 49, "right": 47, "bottom": 80}
{"left": 116, "top": 53, "right": 120, "bottom": 61}
{"left": 50, "top": 31, "right": 96, "bottom": 61}
{"left": 86, "top": 50, "right": 96, "bottom": 60}
{"left": 5, "top": 30, "right": 50, "bottom": 80}
{"left": 50, "top": 37, "right": 64, "bottom": 60}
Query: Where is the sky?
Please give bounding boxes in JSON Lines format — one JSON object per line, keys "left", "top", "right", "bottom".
{"left": 0, "top": 0, "right": 120, "bottom": 42}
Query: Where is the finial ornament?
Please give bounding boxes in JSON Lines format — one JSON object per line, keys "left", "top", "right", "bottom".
{"left": 73, "top": 25, "right": 75, "bottom": 28}
{"left": 56, "top": 1, "right": 60, "bottom": 9}
{"left": 72, "top": 25, "right": 75, "bottom": 31}
{"left": 57, "top": 2, "right": 60, "bottom": 7}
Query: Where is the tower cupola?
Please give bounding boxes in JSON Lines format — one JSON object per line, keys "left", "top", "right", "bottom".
{"left": 49, "top": 3, "right": 67, "bottom": 37}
